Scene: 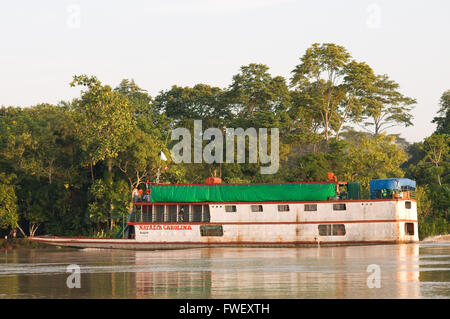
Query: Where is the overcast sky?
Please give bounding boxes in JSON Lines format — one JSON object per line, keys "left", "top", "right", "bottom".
{"left": 1, "top": 0, "right": 449, "bottom": 142}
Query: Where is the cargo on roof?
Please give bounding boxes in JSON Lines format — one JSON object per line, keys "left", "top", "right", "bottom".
{"left": 369, "top": 178, "right": 416, "bottom": 191}
{"left": 369, "top": 178, "right": 416, "bottom": 200}
{"left": 149, "top": 183, "right": 337, "bottom": 203}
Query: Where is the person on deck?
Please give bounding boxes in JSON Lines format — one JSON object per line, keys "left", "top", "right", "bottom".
{"left": 144, "top": 189, "right": 151, "bottom": 202}
{"left": 132, "top": 188, "right": 139, "bottom": 202}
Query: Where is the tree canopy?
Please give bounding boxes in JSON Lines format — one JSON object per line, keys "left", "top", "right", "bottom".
{"left": 0, "top": 43, "right": 447, "bottom": 238}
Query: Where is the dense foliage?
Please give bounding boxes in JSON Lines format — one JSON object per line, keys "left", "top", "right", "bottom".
{"left": 0, "top": 43, "right": 448, "bottom": 239}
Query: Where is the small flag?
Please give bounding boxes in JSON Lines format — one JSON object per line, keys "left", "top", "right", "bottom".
{"left": 160, "top": 151, "right": 168, "bottom": 161}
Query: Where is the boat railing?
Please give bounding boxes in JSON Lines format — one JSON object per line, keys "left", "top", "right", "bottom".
{"left": 128, "top": 210, "right": 152, "bottom": 223}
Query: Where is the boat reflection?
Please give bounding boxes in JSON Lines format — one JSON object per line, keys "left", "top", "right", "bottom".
{"left": 131, "top": 245, "right": 422, "bottom": 298}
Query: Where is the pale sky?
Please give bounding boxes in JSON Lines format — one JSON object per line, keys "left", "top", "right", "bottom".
{"left": 1, "top": 0, "right": 449, "bottom": 142}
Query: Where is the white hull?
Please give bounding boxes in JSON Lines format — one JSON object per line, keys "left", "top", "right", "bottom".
{"left": 31, "top": 199, "right": 419, "bottom": 249}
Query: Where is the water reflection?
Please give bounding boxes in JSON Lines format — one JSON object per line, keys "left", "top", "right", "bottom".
{"left": 0, "top": 243, "right": 449, "bottom": 298}
{"left": 397, "top": 244, "right": 420, "bottom": 298}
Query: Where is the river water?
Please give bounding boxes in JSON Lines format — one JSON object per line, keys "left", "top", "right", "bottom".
{"left": 0, "top": 243, "right": 449, "bottom": 299}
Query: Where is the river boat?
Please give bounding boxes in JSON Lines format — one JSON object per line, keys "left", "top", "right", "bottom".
{"left": 30, "top": 177, "right": 419, "bottom": 249}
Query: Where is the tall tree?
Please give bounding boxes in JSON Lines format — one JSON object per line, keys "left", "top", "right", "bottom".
{"left": 70, "top": 75, "right": 136, "bottom": 231}
{"left": 290, "top": 43, "right": 416, "bottom": 145}
{"left": 290, "top": 43, "right": 351, "bottom": 146}
{"left": 154, "top": 84, "right": 229, "bottom": 128}
{"left": 70, "top": 75, "right": 135, "bottom": 179}
{"left": 228, "top": 63, "right": 291, "bottom": 119}
{"left": 361, "top": 74, "right": 416, "bottom": 136}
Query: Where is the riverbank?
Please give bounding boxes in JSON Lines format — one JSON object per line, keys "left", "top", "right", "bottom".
{"left": 0, "top": 238, "right": 53, "bottom": 250}
{"left": 421, "top": 234, "right": 450, "bottom": 243}
{"left": 418, "top": 216, "right": 450, "bottom": 240}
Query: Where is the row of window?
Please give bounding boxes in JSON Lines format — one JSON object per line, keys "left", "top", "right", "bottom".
{"left": 132, "top": 201, "right": 412, "bottom": 223}
{"left": 189, "top": 223, "right": 414, "bottom": 237}
{"left": 199, "top": 224, "right": 347, "bottom": 237}
{"left": 318, "top": 224, "right": 346, "bottom": 236}
{"left": 130, "top": 205, "right": 210, "bottom": 223}
{"left": 223, "top": 201, "right": 412, "bottom": 213}
{"left": 224, "top": 203, "right": 347, "bottom": 213}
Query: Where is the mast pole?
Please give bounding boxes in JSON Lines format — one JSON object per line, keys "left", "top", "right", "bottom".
{"left": 156, "top": 166, "right": 161, "bottom": 183}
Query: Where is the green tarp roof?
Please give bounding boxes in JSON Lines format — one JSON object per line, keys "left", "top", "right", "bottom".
{"left": 149, "top": 183, "right": 336, "bottom": 203}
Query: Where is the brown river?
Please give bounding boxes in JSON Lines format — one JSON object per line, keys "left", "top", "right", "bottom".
{"left": 0, "top": 243, "right": 449, "bottom": 298}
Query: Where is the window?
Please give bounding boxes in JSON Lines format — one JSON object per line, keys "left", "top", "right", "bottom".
{"left": 332, "top": 224, "right": 346, "bottom": 236}
{"left": 225, "top": 205, "right": 237, "bottom": 213}
{"left": 179, "top": 205, "right": 189, "bottom": 222}
{"left": 318, "top": 224, "right": 346, "bottom": 236}
{"left": 304, "top": 204, "right": 317, "bottom": 211}
{"left": 137, "top": 206, "right": 143, "bottom": 222}
{"left": 251, "top": 205, "right": 263, "bottom": 212}
{"left": 278, "top": 205, "right": 290, "bottom": 212}
{"left": 200, "top": 225, "right": 223, "bottom": 236}
{"left": 154, "top": 205, "right": 164, "bottom": 222}
{"left": 192, "top": 205, "right": 202, "bottom": 222}
{"left": 130, "top": 208, "right": 139, "bottom": 223}
{"left": 405, "top": 223, "right": 414, "bottom": 235}
{"left": 167, "top": 205, "right": 177, "bottom": 222}
{"left": 405, "top": 201, "right": 411, "bottom": 209}
{"left": 318, "top": 224, "right": 331, "bottom": 236}
{"left": 203, "top": 205, "right": 210, "bottom": 222}
{"left": 333, "top": 203, "right": 346, "bottom": 211}
{"left": 142, "top": 205, "right": 152, "bottom": 222}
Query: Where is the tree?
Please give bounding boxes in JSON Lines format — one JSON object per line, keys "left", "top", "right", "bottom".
{"left": 405, "top": 97, "right": 450, "bottom": 222}
{"left": 0, "top": 174, "right": 18, "bottom": 231}
{"left": 228, "top": 63, "right": 291, "bottom": 118}
{"left": 116, "top": 128, "right": 161, "bottom": 195}
{"left": 361, "top": 74, "right": 416, "bottom": 136}
{"left": 329, "top": 60, "right": 374, "bottom": 139}
{"left": 287, "top": 89, "right": 324, "bottom": 148}
{"left": 290, "top": 43, "right": 416, "bottom": 146}
{"left": 16, "top": 177, "right": 56, "bottom": 237}
{"left": 116, "top": 79, "right": 183, "bottom": 187}
{"left": 70, "top": 75, "right": 135, "bottom": 179}
{"left": 295, "top": 139, "right": 348, "bottom": 182}
{"left": 88, "top": 178, "right": 130, "bottom": 234}
{"left": 70, "top": 75, "right": 137, "bottom": 232}
{"left": 432, "top": 90, "right": 450, "bottom": 134}
{"left": 0, "top": 107, "right": 34, "bottom": 174}
{"left": 419, "top": 134, "right": 449, "bottom": 186}
{"left": 343, "top": 134, "right": 408, "bottom": 187}
{"left": 114, "top": 79, "right": 154, "bottom": 119}
{"left": 154, "top": 84, "right": 229, "bottom": 128}
{"left": 290, "top": 43, "right": 351, "bottom": 146}
{"left": 23, "top": 104, "right": 74, "bottom": 184}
